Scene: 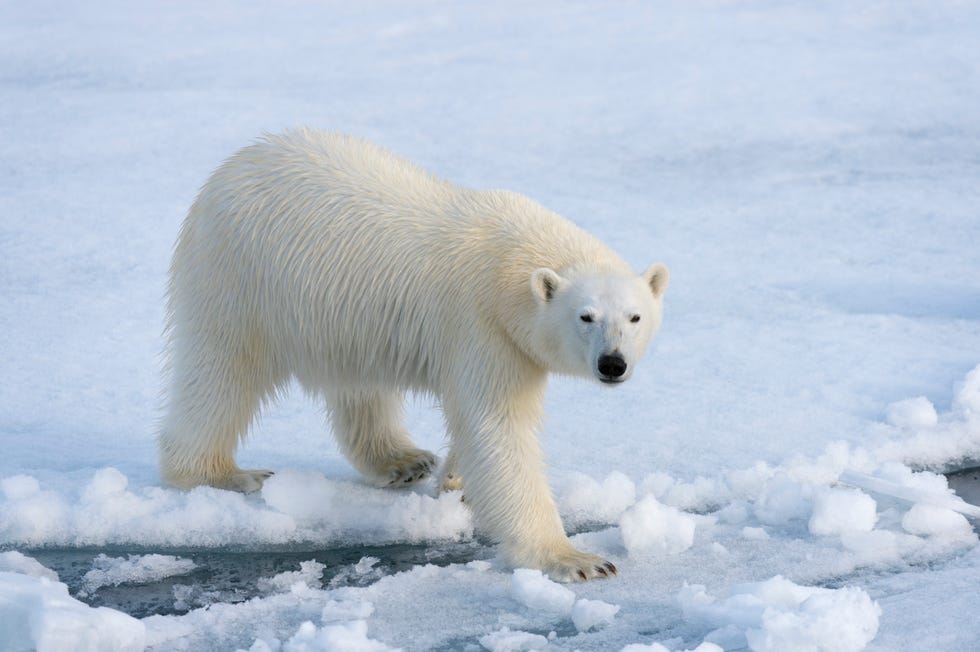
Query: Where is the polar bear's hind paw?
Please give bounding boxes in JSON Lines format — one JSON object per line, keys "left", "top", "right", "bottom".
{"left": 220, "top": 469, "right": 274, "bottom": 494}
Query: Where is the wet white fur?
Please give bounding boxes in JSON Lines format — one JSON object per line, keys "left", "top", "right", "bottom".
{"left": 160, "top": 129, "right": 669, "bottom": 581}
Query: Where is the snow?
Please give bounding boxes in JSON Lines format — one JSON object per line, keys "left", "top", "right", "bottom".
{"left": 2, "top": 0, "right": 980, "bottom": 650}
{"left": 807, "top": 487, "right": 878, "bottom": 536}
{"left": 0, "top": 551, "right": 59, "bottom": 581}
{"left": 510, "top": 569, "right": 576, "bottom": 614}
{"left": 561, "top": 471, "right": 637, "bottom": 527}
{"left": 570, "top": 598, "right": 620, "bottom": 633}
{"left": 900, "top": 504, "right": 975, "bottom": 540}
{"left": 619, "top": 495, "right": 698, "bottom": 556}
{"left": 80, "top": 554, "right": 197, "bottom": 596}
{"left": 480, "top": 628, "right": 550, "bottom": 652}
{"left": 0, "top": 572, "right": 145, "bottom": 652}
{"left": 679, "top": 577, "right": 880, "bottom": 652}
{"left": 885, "top": 397, "right": 939, "bottom": 430}
{"left": 243, "top": 619, "right": 400, "bottom": 652}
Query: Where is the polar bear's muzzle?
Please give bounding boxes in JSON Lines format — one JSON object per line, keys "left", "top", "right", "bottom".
{"left": 597, "top": 352, "right": 628, "bottom": 384}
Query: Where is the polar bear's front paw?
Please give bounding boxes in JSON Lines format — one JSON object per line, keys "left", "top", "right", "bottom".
{"left": 540, "top": 547, "right": 618, "bottom": 583}
{"left": 381, "top": 449, "right": 436, "bottom": 487}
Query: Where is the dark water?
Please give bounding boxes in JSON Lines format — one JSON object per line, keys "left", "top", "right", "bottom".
{"left": 27, "top": 539, "right": 489, "bottom": 619}
{"left": 946, "top": 466, "right": 980, "bottom": 513}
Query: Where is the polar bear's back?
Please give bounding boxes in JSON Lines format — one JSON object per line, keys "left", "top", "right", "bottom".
{"left": 169, "top": 129, "right": 628, "bottom": 391}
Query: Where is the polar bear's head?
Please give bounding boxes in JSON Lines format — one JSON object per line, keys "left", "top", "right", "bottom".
{"left": 529, "top": 264, "right": 669, "bottom": 383}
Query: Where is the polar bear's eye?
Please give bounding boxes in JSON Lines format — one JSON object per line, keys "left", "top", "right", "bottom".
{"left": 580, "top": 314, "right": 593, "bottom": 323}
{"left": 630, "top": 315, "right": 641, "bottom": 323}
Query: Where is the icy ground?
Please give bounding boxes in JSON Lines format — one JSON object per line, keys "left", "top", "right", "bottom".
{"left": 2, "top": 1, "right": 980, "bottom": 650}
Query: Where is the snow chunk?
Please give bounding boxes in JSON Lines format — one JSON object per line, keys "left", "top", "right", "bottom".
{"left": 901, "top": 503, "right": 976, "bottom": 541}
{"left": 741, "top": 526, "right": 770, "bottom": 541}
{"left": 0, "top": 551, "right": 58, "bottom": 580}
{"left": 571, "top": 598, "right": 620, "bottom": 631}
{"left": 620, "top": 494, "right": 696, "bottom": 556}
{"left": 480, "top": 627, "right": 548, "bottom": 651}
{"left": 1, "top": 474, "right": 41, "bottom": 500}
{"left": 328, "top": 557, "right": 385, "bottom": 589}
{"left": 679, "top": 576, "right": 880, "bottom": 652}
{"left": 561, "top": 471, "right": 637, "bottom": 524}
{"left": 81, "top": 553, "right": 196, "bottom": 595}
{"left": 748, "top": 587, "right": 880, "bottom": 651}
{"left": 258, "top": 560, "right": 326, "bottom": 594}
{"left": 715, "top": 501, "right": 749, "bottom": 525}
{"left": 886, "top": 397, "right": 938, "bottom": 429}
{"left": 82, "top": 466, "right": 129, "bottom": 501}
{"left": 510, "top": 568, "right": 575, "bottom": 613}
{"left": 640, "top": 473, "right": 725, "bottom": 512}
{"left": 874, "top": 364, "right": 980, "bottom": 470}
{"left": 0, "top": 571, "right": 145, "bottom": 652}
{"left": 0, "top": 474, "right": 70, "bottom": 544}
{"left": 754, "top": 475, "right": 810, "bottom": 525}
{"left": 245, "top": 619, "right": 400, "bottom": 652}
{"left": 808, "top": 487, "right": 877, "bottom": 536}
{"left": 954, "top": 363, "right": 980, "bottom": 415}
{"left": 839, "top": 465, "right": 980, "bottom": 519}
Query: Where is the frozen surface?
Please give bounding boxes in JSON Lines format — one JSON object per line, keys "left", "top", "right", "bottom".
{"left": 0, "top": 571, "right": 146, "bottom": 652}
{"left": 570, "top": 598, "right": 620, "bottom": 633}
{"left": 679, "top": 576, "right": 880, "bottom": 652}
{"left": 80, "top": 554, "right": 197, "bottom": 596}
{"left": 510, "top": 569, "right": 576, "bottom": 615}
{"left": 2, "top": 1, "right": 980, "bottom": 650}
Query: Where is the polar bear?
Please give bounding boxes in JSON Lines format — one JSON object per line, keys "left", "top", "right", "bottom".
{"left": 160, "top": 129, "right": 669, "bottom": 581}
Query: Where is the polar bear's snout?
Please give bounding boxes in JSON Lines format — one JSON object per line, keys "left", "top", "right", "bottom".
{"left": 597, "top": 352, "right": 628, "bottom": 383}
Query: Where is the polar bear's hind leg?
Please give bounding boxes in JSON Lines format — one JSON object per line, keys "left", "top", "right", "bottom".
{"left": 160, "top": 339, "right": 275, "bottom": 493}
{"left": 328, "top": 390, "right": 436, "bottom": 487}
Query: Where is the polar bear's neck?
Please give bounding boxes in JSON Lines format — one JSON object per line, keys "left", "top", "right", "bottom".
{"left": 457, "top": 189, "right": 632, "bottom": 367}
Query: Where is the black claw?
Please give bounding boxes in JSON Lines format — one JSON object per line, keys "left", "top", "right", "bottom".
{"left": 594, "top": 565, "right": 608, "bottom": 576}
{"left": 604, "top": 562, "right": 617, "bottom": 575}
{"left": 577, "top": 570, "right": 587, "bottom": 581}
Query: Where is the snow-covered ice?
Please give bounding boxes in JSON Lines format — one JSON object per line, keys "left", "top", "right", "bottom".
{"left": 2, "top": 0, "right": 980, "bottom": 650}
{"left": 679, "top": 576, "right": 880, "bottom": 652}
{"left": 80, "top": 554, "right": 197, "bottom": 596}
{"left": 570, "top": 598, "right": 620, "bottom": 633}
{"left": 0, "top": 551, "right": 59, "bottom": 581}
{"left": 0, "top": 572, "right": 146, "bottom": 652}
{"left": 510, "top": 569, "right": 576, "bottom": 615}
{"left": 619, "top": 494, "right": 698, "bottom": 556}
{"left": 807, "top": 487, "right": 878, "bottom": 537}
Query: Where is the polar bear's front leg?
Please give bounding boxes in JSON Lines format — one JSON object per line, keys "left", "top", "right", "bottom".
{"left": 444, "top": 372, "right": 617, "bottom": 582}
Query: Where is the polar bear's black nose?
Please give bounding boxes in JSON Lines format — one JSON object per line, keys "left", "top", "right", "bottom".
{"left": 598, "top": 353, "right": 627, "bottom": 379}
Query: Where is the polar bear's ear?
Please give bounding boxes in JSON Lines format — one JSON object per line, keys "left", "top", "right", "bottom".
{"left": 531, "top": 268, "right": 564, "bottom": 303}
{"left": 643, "top": 263, "right": 670, "bottom": 298}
